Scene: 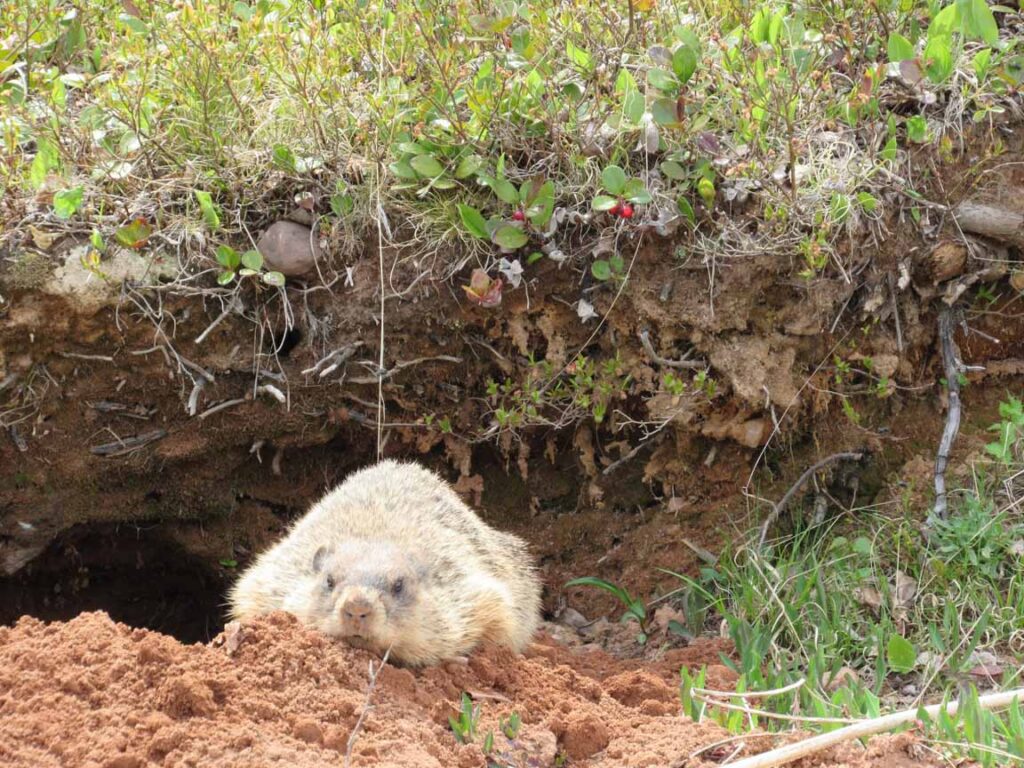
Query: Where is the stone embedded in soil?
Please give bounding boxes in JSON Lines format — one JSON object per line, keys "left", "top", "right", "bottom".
{"left": 256, "top": 220, "right": 323, "bottom": 278}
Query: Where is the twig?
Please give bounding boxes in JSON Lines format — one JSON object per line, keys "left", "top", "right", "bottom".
{"left": 638, "top": 329, "right": 706, "bottom": 370}
{"left": 758, "top": 452, "right": 863, "bottom": 548}
{"left": 197, "top": 398, "right": 246, "bottom": 420}
{"left": 59, "top": 352, "right": 114, "bottom": 363}
{"left": 90, "top": 429, "right": 167, "bottom": 456}
{"left": 348, "top": 355, "right": 462, "bottom": 385}
{"left": 194, "top": 297, "right": 240, "bottom": 345}
{"left": 930, "top": 306, "right": 962, "bottom": 524}
{"left": 344, "top": 646, "right": 392, "bottom": 768}
{"left": 724, "top": 688, "right": 1024, "bottom": 768}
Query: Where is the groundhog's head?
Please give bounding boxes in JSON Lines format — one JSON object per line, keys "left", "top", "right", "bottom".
{"left": 295, "top": 538, "right": 428, "bottom": 658}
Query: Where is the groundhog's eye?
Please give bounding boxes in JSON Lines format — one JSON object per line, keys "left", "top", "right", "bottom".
{"left": 325, "top": 575, "right": 336, "bottom": 591}
{"left": 391, "top": 578, "right": 404, "bottom": 596}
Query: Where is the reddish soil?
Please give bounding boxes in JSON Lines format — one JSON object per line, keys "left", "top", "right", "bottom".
{"left": 0, "top": 611, "right": 938, "bottom": 768}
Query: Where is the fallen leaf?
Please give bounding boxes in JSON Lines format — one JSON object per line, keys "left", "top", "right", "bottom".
{"left": 28, "top": 225, "right": 60, "bottom": 250}
{"left": 894, "top": 570, "right": 917, "bottom": 611}
{"left": 462, "top": 268, "right": 503, "bottom": 308}
{"left": 854, "top": 585, "right": 883, "bottom": 614}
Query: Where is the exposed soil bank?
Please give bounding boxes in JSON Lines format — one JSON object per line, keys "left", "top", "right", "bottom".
{"left": 0, "top": 611, "right": 937, "bottom": 768}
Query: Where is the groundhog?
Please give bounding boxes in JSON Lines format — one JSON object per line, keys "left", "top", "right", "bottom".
{"left": 227, "top": 460, "right": 542, "bottom": 666}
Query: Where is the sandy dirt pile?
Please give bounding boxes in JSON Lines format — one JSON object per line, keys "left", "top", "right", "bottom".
{"left": 1, "top": 611, "right": 936, "bottom": 768}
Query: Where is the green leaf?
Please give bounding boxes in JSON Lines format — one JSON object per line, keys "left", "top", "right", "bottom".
{"left": 601, "top": 165, "right": 627, "bottom": 195}
{"left": 928, "top": 3, "right": 960, "bottom": 39}
{"left": 623, "top": 178, "right": 652, "bottom": 204}
{"left": 973, "top": 48, "right": 992, "bottom": 80}
{"left": 696, "top": 176, "right": 715, "bottom": 207}
{"left": 830, "top": 193, "right": 851, "bottom": 225}
{"left": 622, "top": 88, "right": 645, "bottom": 126}
{"left": 114, "top": 218, "right": 153, "bottom": 249}
{"left": 262, "top": 271, "right": 286, "bottom": 287}
{"left": 217, "top": 271, "right": 236, "bottom": 286}
{"left": 388, "top": 159, "right": 418, "bottom": 179}
{"left": 458, "top": 204, "right": 489, "bottom": 239}
{"left": 30, "top": 137, "right": 61, "bottom": 189}
{"left": 410, "top": 154, "right": 445, "bottom": 178}
{"left": 271, "top": 144, "right": 296, "bottom": 172}
{"left": 887, "top": 33, "right": 916, "bottom": 62}
{"left": 194, "top": 190, "right": 221, "bottom": 230}
{"left": 881, "top": 136, "right": 898, "bottom": 162}
{"left": 53, "top": 186, "right": 83, "bottom": 219}
{"left": 493, "top": 225, "right": 528, "bottom": 250}
{"left": 591, "top": 260, "right": 612, "bottom": 281}
{"left": 677, "top": 197, "right": 695, "bottom": 224}
{"left": 330, "top": 193, "right": 353, "bottom": 217}
{"left": 454, "top": 154, "right": 483, "bottom": 179}
{"left": 661, "top": 160, "right": 688, "bottom": 180}
{"left": 857, "top": 191, "right": 878, "bottom": 213}
{"left": 591, "top": 195, "right": 620, "bottom": 211}
{"left": 672, "top": 44, "right": 698, "bottom": 84}
{"left": 527, "top": 251, "right": 544, "bottom": 265}
{"left": 216, "top": 244, "right": 241, "bottom": 270}
{"left": 525, "top": 180, "right": 555, "bottom": 227}
{"left": 651, "top": 97, "right": 683, "bottom": 126}
{"left": 887, "top": 634, "right": 916, "bottom": 673}
{"left": 907, "top": 115, "right": 928, "bottom": 143}
{"left": 484, "top": 177, "right": 520, "bottom": 205}
{"left": 923, "top": 34, "right": 954, "bottom": 83}
{"left": 241, "top": 249, "right": 263, "bottom": 271}
{"left": 566, "top": 40, "right": 593, "bottom": 71}
{"left": 963, "top": 0, "right": 999, "bottom": 46}
{"left": 648, "top": 68, "right": 678, "bottom": 92}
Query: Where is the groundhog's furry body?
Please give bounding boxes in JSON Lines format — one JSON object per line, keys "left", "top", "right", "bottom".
{"left": 227, "top": 460, "right": 541, "bottom": 666}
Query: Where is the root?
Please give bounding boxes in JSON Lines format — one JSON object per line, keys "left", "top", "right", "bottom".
{"left": 758, "top": 452, "right": 863, "bottom": 548}
{"left": 929, "top": 306, "right": 962, "bottom": 524}
{"left": 723, "top": 688, "right": 1024, "bottom": 768}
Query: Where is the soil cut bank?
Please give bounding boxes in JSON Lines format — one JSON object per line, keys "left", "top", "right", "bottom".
{"left": 0, "top": 611, "right": 937, "bottom": 768}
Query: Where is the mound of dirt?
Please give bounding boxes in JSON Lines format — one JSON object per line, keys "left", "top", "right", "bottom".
{"left": 0, "top": 611, "right": 936, "bottom": 767}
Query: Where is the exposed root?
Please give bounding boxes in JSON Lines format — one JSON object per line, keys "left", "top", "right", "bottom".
{"left": 929, "top": 306, "right": 963, "bottom": 524}
{"left": 758, "top": 452, "right": 864, "bottom": 548}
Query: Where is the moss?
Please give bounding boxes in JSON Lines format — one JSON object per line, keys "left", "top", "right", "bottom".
{"left": 3, "top": 251, "right": 55, "bottom": 291}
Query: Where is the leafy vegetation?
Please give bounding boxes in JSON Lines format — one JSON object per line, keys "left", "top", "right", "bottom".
{"left": 571, "top": 394, "right": 1024, "bottom": 761}
{"left": 4, "top": 0, "right": 1020, "bottom": 297}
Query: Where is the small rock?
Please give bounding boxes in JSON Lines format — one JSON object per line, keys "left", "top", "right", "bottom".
{"left": 557, "top": 607, "right": 590, "bottom": 630}
{"left": 292, "top": 718, "right": 324, "bottom": 745}
{"left": 256, "top": 221, "right": 322, "bottom": 278}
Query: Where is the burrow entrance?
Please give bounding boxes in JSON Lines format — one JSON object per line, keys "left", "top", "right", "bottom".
{"left": 0, "top": 523, "right": 229, "bottom": 644}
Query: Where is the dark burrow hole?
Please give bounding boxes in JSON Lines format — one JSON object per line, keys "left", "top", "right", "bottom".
{"left": 272, "top": 326, "right": 303, "bottom": 358}
{"left": 0, "top": 523, "right": 228, "bottom": 644}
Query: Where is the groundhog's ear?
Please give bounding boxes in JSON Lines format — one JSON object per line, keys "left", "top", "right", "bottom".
{"left": 312, "top": 545, "right": 332, "bottom": 573}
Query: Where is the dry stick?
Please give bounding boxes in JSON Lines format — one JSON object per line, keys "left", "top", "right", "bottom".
{"left": 343, "top": 646, "right": 392, "bottom": 768}
{"left": 723, "top": 688, "right": 1024, "bottom": 768}
{"left": 758, "top": 452, "right": 863, "bottom": 548}
{"left": 197, "top": 398, "right": 246, "bottom": 420}
{"left": 638, "top": 328, "right": 706, "bottom": 370}
{"left": 930, "top": 306, "right": 962, "bottom": 524}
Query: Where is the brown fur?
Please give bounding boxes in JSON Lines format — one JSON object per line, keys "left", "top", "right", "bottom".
{"left": 227, "top": 460, "right": 541, "bottom": 666}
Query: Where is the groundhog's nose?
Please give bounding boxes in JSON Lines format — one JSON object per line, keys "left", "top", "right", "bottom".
{"left": 342, "top": 596, "right": 373, "bottom": 623}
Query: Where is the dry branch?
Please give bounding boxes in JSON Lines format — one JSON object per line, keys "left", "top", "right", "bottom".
{"left": 953, "top": 200, "right": 1024, "bottom": 245}
{"left": 724, "top": 688, "right": 1024, "bottom": 768}
{"left": 758, "top": 452, "right": 863, "bottom": 547}
{"left": 930, "top": 306, "right": 962, "bottom": 524}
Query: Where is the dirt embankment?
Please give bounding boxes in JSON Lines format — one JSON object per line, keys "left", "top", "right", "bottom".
{"left": 2, "top": 137, "right": 1024, "bottom": 637}
{"left": 0, "top": 611, "right": 935, "bottom": 768}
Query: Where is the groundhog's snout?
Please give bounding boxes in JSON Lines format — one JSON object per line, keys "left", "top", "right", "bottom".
{"left": 339, "top": 591, "right": 378, "bottom": 637}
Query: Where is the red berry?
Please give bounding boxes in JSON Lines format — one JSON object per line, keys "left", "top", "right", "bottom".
{"left": 621, "top": 204, "right": 634, "bottom": 219}
{"left": 512, "top": 209, "right": 525, "bottom": 221}
{"left": 608, "top": 202, "right": 621, "bottom": 216}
